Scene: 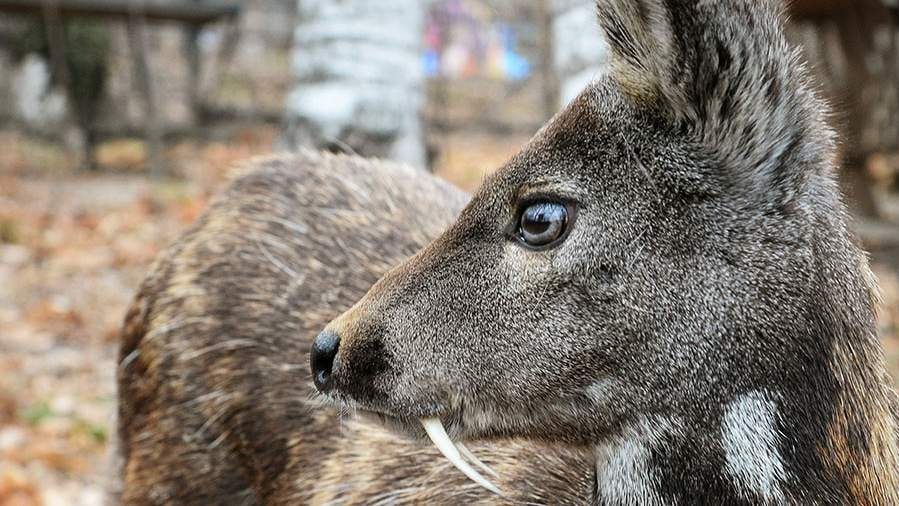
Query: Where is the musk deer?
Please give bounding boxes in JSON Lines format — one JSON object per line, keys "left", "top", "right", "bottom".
{"left": 117, "top": 0, "right": 899, "bottom": 504}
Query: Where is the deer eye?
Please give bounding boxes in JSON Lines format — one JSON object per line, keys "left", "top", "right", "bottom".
{"left": 516, "top": 201, "right": 571, "bottom": 249}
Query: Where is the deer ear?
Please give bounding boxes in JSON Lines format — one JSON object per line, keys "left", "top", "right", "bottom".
{"left": 595, "top": 0, "right": 685, "bottom": 112}
{"left": 594, "top": 0, "right": 832, "bottom": 200}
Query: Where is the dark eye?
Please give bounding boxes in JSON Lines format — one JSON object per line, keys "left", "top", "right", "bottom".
{"left": 517, "top": 201, "right": 572, "bottom": 249}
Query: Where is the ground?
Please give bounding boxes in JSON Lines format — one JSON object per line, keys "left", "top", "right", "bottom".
{"left": 0, "top": 127, "right": 897, "bottom": 505}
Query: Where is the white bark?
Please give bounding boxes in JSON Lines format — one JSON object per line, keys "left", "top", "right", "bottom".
{"left": 552, "top": 0, "right": 608, "bottom": 106}
{"left": 12, "top": 54, "right": 68, "bottom": 129}
{"left": 284, "top": 0, "right": 426, "bottom": 169}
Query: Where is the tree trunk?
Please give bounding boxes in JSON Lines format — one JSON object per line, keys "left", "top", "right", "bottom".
{"left": 284, "top": 0, "right": 426, "bottom": 169}
{"left": 536, "top": 0, "right": 559, "bottom": 119}
{"left": 551, "top": 0, "right": 607, "bottom": 108}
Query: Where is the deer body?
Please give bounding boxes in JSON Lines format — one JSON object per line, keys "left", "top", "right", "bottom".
{"left": 117, "top": 0, "right": 899, "bottom": 504}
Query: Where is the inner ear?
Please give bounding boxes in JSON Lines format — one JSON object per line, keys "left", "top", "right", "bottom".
{"left": 595, "top": 0, "right": 679, "bottom": 109}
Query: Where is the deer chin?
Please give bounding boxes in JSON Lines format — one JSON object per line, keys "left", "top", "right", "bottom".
{"left": 322, "top": 372, "right": 505, "bottom": 494}
{"left": 348, "top": 401, "right": 503, "bottom": 495}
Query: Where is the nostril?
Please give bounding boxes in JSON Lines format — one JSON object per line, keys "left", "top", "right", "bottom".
{"left": 310, "top": 330, "right": 340, "bottom": 392}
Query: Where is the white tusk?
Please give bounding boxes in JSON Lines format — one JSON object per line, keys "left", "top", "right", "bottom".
{"left": 420, "top": 418, "right": 502, "bottom": 495}
{"left": 455, "top": 442, "right": 499, "bottom": 478}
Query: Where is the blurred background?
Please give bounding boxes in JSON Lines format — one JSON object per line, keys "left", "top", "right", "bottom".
{"left": 0, "top": 0, "right": 897, "bottom": 503}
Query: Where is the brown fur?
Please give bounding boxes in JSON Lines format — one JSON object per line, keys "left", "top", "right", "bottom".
{"left": 822, "top": 338, "right": 899, "bottom": 504}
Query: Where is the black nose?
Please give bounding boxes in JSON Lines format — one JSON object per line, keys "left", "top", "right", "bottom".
{"left": 311, "top": 330, "right": 340, "bottom": 392}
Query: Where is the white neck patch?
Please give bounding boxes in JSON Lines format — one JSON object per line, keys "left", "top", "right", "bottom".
{"left": 721, "top": 391, "right": 788, "bottom": 503}
{"left": 594, "top": 419, "right": 671, "bottom": 506}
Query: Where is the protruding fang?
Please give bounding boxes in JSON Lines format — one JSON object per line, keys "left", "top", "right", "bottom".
{"left": 455, "top": 442, "right": 499, "bottom": 478}
{"left": 420, "top": 418, "right": 502, "bottom": 495}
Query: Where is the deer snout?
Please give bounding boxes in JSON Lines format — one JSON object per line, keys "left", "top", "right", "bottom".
{"left": 310, "top": 330, "right": 340, "bottom": 392}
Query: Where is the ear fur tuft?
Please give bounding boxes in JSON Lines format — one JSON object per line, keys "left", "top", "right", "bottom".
{"left": 594, "top": 0, "right": 835, "bottom": 197}
{"left": 594, "top": 0, "right": 677, "bottom": 106}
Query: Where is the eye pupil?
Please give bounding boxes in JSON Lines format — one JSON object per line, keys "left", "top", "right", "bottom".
{"left": 523, "top": 212, "right": 552, "bottom": 235}
{"left": 518, "top": 202, "right": 569, "bottom": 248}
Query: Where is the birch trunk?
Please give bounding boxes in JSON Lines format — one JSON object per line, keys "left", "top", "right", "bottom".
{"left": 284, "top": 0, "right": 426, "bottom": 169}
{"left": 551, "top": 0, "right": 607, "bottom": 107}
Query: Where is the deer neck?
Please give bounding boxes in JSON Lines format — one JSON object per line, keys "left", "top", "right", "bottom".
{"left": 591, "top": 359, "right": 899, "bottom": 504}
